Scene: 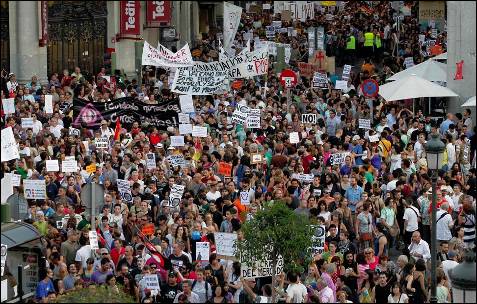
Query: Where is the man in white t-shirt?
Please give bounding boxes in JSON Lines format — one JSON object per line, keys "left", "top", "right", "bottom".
{"left": 286, "top": 272, "right": 307, "bottom": 303}
{"left": 205, "top": 182, "right": 221, "bottom": 202}
{"left": 403, "top": 200, "right": 420, "bottom": 246}
{"left": 441, "top": 251, "right": 459, "bottom": 288}
{"left": 436, "top": 202, "right": 454, "bottom": 242}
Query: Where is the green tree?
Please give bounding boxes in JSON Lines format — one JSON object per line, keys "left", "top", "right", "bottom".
{"left": 54, "top": 285, "right": 135, "bottom": 303}
{"left": 237, "top": 201, "right": 314, "bottom": 302}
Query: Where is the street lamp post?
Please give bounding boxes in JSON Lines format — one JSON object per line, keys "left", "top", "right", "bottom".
{"left": 449, "top": 250, "right": 476, "bottom": 303}
{"left": 425, "top": 133, "right": 446, "bottom": 304}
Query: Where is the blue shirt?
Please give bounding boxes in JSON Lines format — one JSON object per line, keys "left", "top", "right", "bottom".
{"left": 344, "top": 185, "right": 363, "bottom": 213}
{"left": 440, "top": 119, "right": 453, "bottom": 135}
{"left": 352, "top": 144, "right": 363, "bottom": 166}
{"left": 36, "top": 278, "right": 55, "bottom": 301}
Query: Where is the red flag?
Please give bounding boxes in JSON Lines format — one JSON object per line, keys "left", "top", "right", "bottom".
{"left": 454, "top": 60, "right": 464, "bottom": 80}
{"left": 114, "top": 118, "right": 121, "bottom": 141}
{"left": 137, "top": 229, "right": 172, "bottom": 270}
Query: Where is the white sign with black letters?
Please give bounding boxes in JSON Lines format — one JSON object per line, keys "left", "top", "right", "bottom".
{"left": 359, "top": 119, "right": 371, "bottom": 129}
{"left": 302, "top": 114, "right": 317, "bottom": 124}
{"left": 88, "top": 231, "right": 99, "bottom": 250}
{"left": 117, "top": 179, "right": 133, "bottom": 203}
{"left": 146, "top": 153, "right": 156, "bottom": 169}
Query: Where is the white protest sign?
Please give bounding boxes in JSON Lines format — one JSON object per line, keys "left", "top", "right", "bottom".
{"left": 342, "top": 64, "right": 352, "bottom": 80}
{"left": 44, "top": 95, "right": 54, "bottom": 114}
{"left": 46, "top": 159, "right": 60, "bottom": 172}
{"left": 61, "top": 159, "right": 78, "bottom": 173}
{"left": 215, "top": 233, "right": 237, "bottom": 257}
{"left": 178, "top": 113, "right": 190, "bottom": 124}
{"left": 170, "top": 136, "right": 185, "bottom": 147}
{"left": 312, "top": 72, "right": 328, "bottom": 88}
{"left": 335, "top": 80, "right": 348, "bottom": 91}
{"left": 302, "top": 114, "right": 317, "bottom": 124}
{"left": 240, "top": 191, "right": 250, "bottom": 205}
{"left": 289, "top": 132, "right": 300, "bottom": 144}
{"left": 263, "top": 3, "right": 271, "bottom": 10}
{"left": 1, "top": 244, "right": 7, "bottom": 276}
{"left": 117, "top": 179, "right": 133, "bottom": 203}
{"left": 232, "top": 108, "right": 248, "bottom": 125}
{"left": 146, "top": 153, "right": 156, "bottom": 170}
{"left": 404, "top": 57, "right": 414, "bottom": 69}
{"left": 179, "top": 123, "right": 193, "bottom": 135}
{"left": 179, "top": 95, "right": 195, "bottom": 113}
{"left": 359, "top": 119, "right": 371, "bottom": 129}
{"left": 23, "top": 179, "right": 46, "bottom": 199}
{"left": 95, "top": 138, "right": 109, "bottom": 149}
{"left": 88, "top": 231, "right": 99, "bottom": 250}
{"left": 240, "top": 250, "right": 284, "bottom": 279}
{"left": 172, "top": 66, "right": 229, "bottom": 95}
{"left": 141, "top": 41, "right": 193, "bottom": 67}
{"left": 1, "top": 127, "right": 20, "bottom": 162}
{"left": 169, "top": 184, "right": 185, "bottom": 206}
{"left": 192, "top": 126, "right": 208, "bottom": 137}
{"left": 251, "top": 154, "right": 263, "bottom": 164}
{"left": 223, "top": 2, "right": 243, "bottom": 50}
{"left": 143, "top": 274, "right": 161, "bottom": 291}
{"left": 311, "top": 225, "right": 326, "bottom": 255}
{"left": 168, "top": 155, "right": 186, "bottom": 167}
{"left": 291, "top": 173, "right": 314, "bottom": 184}
{"left": 330, "top": 152, "right": 350, "bottom": 165}
{"left": 2, "top": 98, "right": 15, "bottom": 114}
{"left": 296, "top": 1, "right": 314, "bottom": 21}
{"left": 8, "top": 173, "right": 21, "bottom": 187}
{"left": 21, "top": 118, "right": 34, "bottom": 129}
{"left": 69, "top": 127, "right": 81, "bottom": 137}
{"left": 64, "top": 156, "right": 75, "bottom": 161}
{"left": 246, "top": 109, "right": 261, "bottom": 129}
{"left": 369, "top": 134, "right": 380, "bottom": 142}
{"left": 1, "top": 175, "right": 13, "bottom": 204}
{"left": 195, "top": 242, "right": 210, "bottom": 262}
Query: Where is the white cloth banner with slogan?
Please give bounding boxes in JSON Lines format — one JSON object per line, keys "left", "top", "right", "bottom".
{"left": 142, "top": 41, "right": 193, "bottom": 67}
{"left": 1, "top": 127, "right": 20, "bottom": 162}
{"left": 223, "top": 2, "right": 243, "bottom": 52}
{"left": 240, "top": 247, "right": 284, "bottom": 279}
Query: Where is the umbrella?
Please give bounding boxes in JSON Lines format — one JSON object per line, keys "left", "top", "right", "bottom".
{"left": 379, "top": 74, "right": 458, "bottom": 101}
{"left": 461, "top": 96, "right": 476, "bottom": 107}
{"left": 433, "top": 52, "right": 447, "bottom": 60}
{"left": 387, "top": 59, "right": 447, "bottom": 82}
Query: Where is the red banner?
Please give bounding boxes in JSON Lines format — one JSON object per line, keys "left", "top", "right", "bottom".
{"left": 39, "top": 1, "right": 48, "bottom": 46}
{"left": 120, "top": 1, "right": 141, "bottom": 37}
{"left": 146, "top": 1, "right": 172, "bottom": 27}
{"left": 454, "top": 60, "right": 464, "bottom": 80}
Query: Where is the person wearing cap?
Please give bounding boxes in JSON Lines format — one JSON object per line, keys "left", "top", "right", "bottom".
{"left": 6, "top": 72, "right": 18, "bottom": 93}
{"left": 160, "top": 270, "right": 183, "bottom": 303}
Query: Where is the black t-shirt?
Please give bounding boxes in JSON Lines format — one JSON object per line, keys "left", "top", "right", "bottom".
{"left": 375, "top": 283, "right": 391, "bottom": 304}
{"left": 160, "top": 283, "right": 181, "bottom": 304}
{"left": 170, "top": 254, "right": 191, "bottom": 271}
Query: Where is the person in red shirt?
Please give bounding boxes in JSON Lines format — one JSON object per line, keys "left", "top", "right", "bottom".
{"left": 428, "top": 189, "right": 453, "bottom": 214}
{"left": 149, "top": 127, "right": 161, "bottom": 146}
{"left": 110, "top": 239, "right": 126, "bottom": 267}
{"left": 130, "top": 121, "right": 141, "bottom": 137}
{"left": 300, "top": 147, "right": 315, "bottom": 174}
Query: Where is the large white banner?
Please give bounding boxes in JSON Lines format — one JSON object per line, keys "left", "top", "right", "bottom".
{"left": 1, "top": 127, "right": 20, "bottom": 162}
{"left": 171, "top": 48, "right": 269, "bottom": 95}
{"left": 215, "top": 232, "right": 238, "bottom": 257}
{"left": 223, "top": 2, "right": 243, "bottom": 51}
{"left": 142, "top": 41, "right": 193, "bottom": 67}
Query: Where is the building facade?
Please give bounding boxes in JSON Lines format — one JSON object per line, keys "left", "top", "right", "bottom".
{"left": 1, "top": 1, "right": 226, "bottom": 84}
{"left": 446, "top": 1, "right": 476, "bottom": 113}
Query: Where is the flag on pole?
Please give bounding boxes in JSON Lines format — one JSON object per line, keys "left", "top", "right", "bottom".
{"left": 114, "top": 118, "right": 121, "bottom": 141}
{"left": 137, "top": 228, "right": 172, "bottom": 270}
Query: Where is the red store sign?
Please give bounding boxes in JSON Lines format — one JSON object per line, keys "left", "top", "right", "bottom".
{"left": 146, "top": 1, "right": 172, "bottom": 27}
{"left": 120, "top": 1, "right": 141, "bottom": 37}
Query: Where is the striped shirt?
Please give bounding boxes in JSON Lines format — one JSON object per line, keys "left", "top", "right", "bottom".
{"left": 461, "top": 213, "right": 476, "bottom": 246}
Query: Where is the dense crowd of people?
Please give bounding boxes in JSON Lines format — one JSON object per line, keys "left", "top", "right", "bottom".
{"left": 1, "top": 1, "right": 476, "bottom": 303}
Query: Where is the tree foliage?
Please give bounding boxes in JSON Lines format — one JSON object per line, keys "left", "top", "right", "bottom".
{"left": 54, "top": 285, "right": 135, "bottom": 303}
{"left": 237, "top": 201, "right": 314, "bottom": 273}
